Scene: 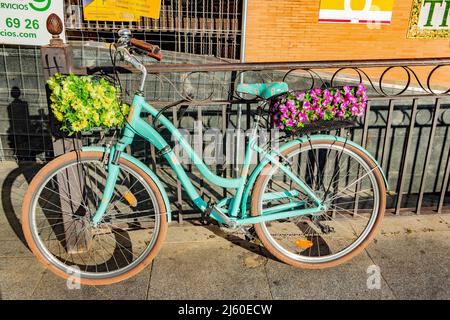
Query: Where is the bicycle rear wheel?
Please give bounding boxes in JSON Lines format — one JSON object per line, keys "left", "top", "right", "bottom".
{"left": 251, "top": 139, "right": 386, "bottom": 268}
{"left": 22, "top": 151, "right": 168, "bottom": 285}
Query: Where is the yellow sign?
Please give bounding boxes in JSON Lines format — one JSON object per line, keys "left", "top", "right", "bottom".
{"left": 319, "top": 0, "right": 395, "bottom": 24}
{"left": 83, "top": 0, "right": 161, "bottom": 21}
{"left": 128, "top": 0, "right": 161, "bottom": 18}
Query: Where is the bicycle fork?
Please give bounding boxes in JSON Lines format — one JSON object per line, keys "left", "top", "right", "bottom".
{"left": 91, "top": 128, "right": 134, "bottom": 226}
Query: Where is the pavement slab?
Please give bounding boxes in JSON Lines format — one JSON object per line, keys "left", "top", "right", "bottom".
{"left": 0, "top": 162, "right": 449, "bottom": 300}
{"left": 0, "top": 239, "right": 33, "bottom": 258}
{"left": 0, "top": 257, "right": 45, "bottom": 299}
{"left": 31, "top": 265, "right": 153, "bottom": 300}
{"left": 263, "top": 249, "right": 396, "bottom": 300}
{"left": 147, "top": 238, "right": 273, "bottom": 300}
{"left": 365, "top": 231, "right": 450, "bottom": 300}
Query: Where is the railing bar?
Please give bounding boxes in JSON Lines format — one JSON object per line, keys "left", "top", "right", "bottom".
{"left": 353, "top": 101, "right": 371, "bottom": 216}
{"left": 172, "top": 105, "right": 183, "bottom": 223}
{"left": 148, "top": 115, "right": 158, "bottom": 173}
{"left": 332, "top": 123, "right": 348, "bottom": 218}
{"left": 416, "top": 98, "right": 441, "bottom": 214}
{"left": 246, "top": 103, "right": 251, "bottom": 130}
{"left": 222, "top": 104, "right": 228, "bottom": 198}
{"left": 197, "top": 105, "right": 204, "bottom": 197}
{"left": 381, "top": 99, "right": 395, "bottom": 172}
{"left": 141, "top": 57, "right": 450, "bottom": 73}
{"left": 437, "top": 148, "right": 450, "bottom": 214}
{"left": 395, "top": 98, "right": 418, "bottom": 215}
{"left": 437, "top": 130, "right": 450, "bottom": 213}
{"left": 79, "top": 58, "right": 450, "bottom": 76}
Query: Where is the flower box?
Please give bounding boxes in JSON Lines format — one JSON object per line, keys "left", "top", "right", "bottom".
{"left": 269, "top": 84, "right": 367, "bottom": 134}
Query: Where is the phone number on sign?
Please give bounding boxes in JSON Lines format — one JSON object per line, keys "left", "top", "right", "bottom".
{"left": 0, "top": 17, "right": 38, "bottom": 39}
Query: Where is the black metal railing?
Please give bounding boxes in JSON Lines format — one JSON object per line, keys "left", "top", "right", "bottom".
{"left": 1, "top": 48, "right": 449, "bottom": 218}
{"left": 75, "top": 56, "right": 450, "bottom": 219}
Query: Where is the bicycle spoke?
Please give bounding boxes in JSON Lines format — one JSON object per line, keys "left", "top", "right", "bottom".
{"left": 29, "top": 157, "right": 161, "bottom": 280}
{"left": 257, "top": 141, "right": 382, "bottom": 264}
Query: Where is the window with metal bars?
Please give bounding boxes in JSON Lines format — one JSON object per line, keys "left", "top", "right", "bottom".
{"left": 65, "top": 0, "right": 242, "bottom": 60}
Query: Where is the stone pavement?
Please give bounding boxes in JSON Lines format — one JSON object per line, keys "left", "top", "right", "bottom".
{"left": 0, "top": 162, "right": 449, "bottom": 300}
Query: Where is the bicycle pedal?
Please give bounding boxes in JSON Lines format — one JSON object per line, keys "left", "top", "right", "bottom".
{"left": 200, "top": 217, "right": 212, "bottom": 225}
{"left": 200, "top": 206, "right": 213, "bottom": 225}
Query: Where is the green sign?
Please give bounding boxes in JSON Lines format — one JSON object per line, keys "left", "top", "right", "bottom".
{"left": 0, "top": 0, "right": 65, "bottom": 45}
{"left": 408, "top": 0, "right": 449, "bottom": 38}
{"left": 29, "top": 0, "right": 52, "bottom": 12}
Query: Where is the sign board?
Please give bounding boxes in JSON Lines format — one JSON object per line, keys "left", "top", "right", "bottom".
{"left": 319, "top": 0, "right": 395, "bottom": 24}
{"left": 83, "top": 0, "right": 161, "bottom": 21}
{"left": 0, "top": 0, "right": 65, "bottom": 46}
{"left": 407, "top": 0, "right": 449, "bottom": 38}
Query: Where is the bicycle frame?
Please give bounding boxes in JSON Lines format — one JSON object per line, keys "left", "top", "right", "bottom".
{"left": 90, "top": 94, "right": 326, "bottom": 227}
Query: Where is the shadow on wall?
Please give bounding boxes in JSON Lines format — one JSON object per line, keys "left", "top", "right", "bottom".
{"left": 6, "top": 86, "right": 51, "bottom": 162}
{"left": 2, "top": 87, "right": 46, "bottom": 246}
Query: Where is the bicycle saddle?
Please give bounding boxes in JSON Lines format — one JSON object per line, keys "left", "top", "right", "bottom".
{"left": 236, "top": 82, "right": 289, "bottom": 99}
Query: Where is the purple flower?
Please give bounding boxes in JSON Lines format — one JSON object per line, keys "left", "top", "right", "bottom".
{"left": 298, "top": 112, "right": 307, "bottom": 122}
{"left": 319, "top": 110, "right": 325, "bottom": 119}
{"left": 279, "top": 104, "right": 288, "bottom": 113}
{"left": 286, "top": 99, "right": 295, "bottom": 108}
{"left": 341, "top": 100, "right": 350, "bottom": 109}
{"left": 295, "top": 92, "right": 305, "bottom": 100}
{"left": 350, "top": 105, "right": 360, "bottom": 116}
{"left": 302, "top": 100, "right": 311, "bottom": 110}
{"left": 270, "top": 84, "right": 366, "bottom": 132}
{"left": 357, "top": 83, "right": 366, "bottom": 92}
{"left": 286, "top": 119, "right": 295, "bottom": 127}
{"left": 334, "top": 96, "right": 343, "bottom": 104}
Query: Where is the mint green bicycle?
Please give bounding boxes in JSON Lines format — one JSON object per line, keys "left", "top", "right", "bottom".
{"left": 22, "top": 30, "right": 387, "bottom": 285}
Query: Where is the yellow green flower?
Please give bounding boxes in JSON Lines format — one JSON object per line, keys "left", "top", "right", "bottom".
{"left": 47, "top": 73, "right": 130, "bottom": 135}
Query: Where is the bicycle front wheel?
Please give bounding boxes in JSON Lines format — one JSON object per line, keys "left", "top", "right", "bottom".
{"left": 251, "top": 139, "right": 386, "bottom": 268}
{"left": 22, "top": 151, "right": 168, "bottom": 285}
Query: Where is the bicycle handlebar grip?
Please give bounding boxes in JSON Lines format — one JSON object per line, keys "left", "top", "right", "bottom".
{"left": 130, "top": 38, "right": 162, "bottom": 61}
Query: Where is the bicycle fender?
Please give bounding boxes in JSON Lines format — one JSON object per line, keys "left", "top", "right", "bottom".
{"left": 241, "top": 135, "right": 388, "bottom": 215}
{"left": 81, "top": 146, "right": 172, "bottom": 223}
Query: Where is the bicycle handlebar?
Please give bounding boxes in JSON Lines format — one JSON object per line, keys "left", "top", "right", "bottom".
{"left": 129, "top": 38, "right": 162, "bottom": 61}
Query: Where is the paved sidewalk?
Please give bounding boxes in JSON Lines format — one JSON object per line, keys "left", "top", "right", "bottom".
{"left": 0, "top": 162, "right": 449, "bottom": 300}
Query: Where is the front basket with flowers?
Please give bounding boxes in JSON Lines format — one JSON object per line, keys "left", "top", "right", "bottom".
{"left": 47, "top": 73, "right": 130, "bottom": 135}
{"left": 269, "top": 84, "right": 367, "bottom": 134}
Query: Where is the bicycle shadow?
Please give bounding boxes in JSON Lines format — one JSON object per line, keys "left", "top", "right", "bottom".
{"left": 200, "top": 220, "right": 331, "bottom": 264}
{"left": 1, "top": 162, "right": 43, "bottom": 246}
{"left": 199, "top": 222, "right": 276, "bottom": 262}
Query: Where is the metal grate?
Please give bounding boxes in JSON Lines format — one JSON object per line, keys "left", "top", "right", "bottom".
{"left": 0, "top": 45, "right": 52, "bottom": 162}
{"left": 65, "top": 0, "right": 242, "bottom": 60}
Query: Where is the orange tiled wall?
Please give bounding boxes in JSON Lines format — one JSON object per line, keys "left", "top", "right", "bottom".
{"left": 244, "top": 0, "right": 449, "bottom": 62}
